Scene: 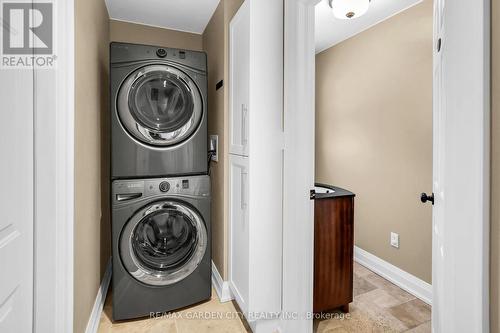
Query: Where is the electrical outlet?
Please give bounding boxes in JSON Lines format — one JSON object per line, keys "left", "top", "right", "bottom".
{"left": 390, "top": 232, "right": 399, "bottom": 248}
{"left": 209, "top": 135, "right": 218, "bottom": 162}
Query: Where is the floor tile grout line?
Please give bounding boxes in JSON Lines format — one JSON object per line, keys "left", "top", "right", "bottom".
{"left": 401, "top": 320, "right": 431, "bottom": 332}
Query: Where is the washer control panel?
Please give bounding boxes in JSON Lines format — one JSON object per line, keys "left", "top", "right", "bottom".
{"left": 112, "top": 175, "right": 210, "bottom": 206}
{"left": 159, "top": 181, "right": 170, "bottom": 192}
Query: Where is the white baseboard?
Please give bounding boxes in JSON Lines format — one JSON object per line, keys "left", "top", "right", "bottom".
{"left": 85, "top": 258, "right": 112, "bottom": 333}
{"left": 211, "top": 261, "right": 233, "bottom": 302}
{"left": 354, "top": 246, "right": 432, "bottom": 305}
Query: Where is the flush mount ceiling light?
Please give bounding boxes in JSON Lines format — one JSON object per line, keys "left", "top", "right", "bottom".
{"left": 328, "top": 0, "right": 370, "bottom": 20}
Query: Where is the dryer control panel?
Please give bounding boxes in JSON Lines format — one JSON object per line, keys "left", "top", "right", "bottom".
{"left": 110, "top": 42, "right": 207, "bottom": 74}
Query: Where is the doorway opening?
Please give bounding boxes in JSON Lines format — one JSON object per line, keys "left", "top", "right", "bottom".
{"left": 312, "top": 1, "right": 433, "bottom": 331}
{"left": 283, "top": 0, "right": 490, "bottom": 332}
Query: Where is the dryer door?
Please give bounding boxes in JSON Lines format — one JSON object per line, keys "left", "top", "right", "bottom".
{"left": 120, "top": 200, "right": 207, "bottom": 286}
{"left": 117, "top": 64, "right": 203, "bottom": 147}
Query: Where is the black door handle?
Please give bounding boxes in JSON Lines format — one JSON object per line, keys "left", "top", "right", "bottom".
{"left": 420, "top": 192, "right": 434, "bottom": 205}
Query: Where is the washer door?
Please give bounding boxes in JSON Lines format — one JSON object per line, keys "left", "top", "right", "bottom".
{"left": 117, "top": 64, "right": 203, "bottom": 147}
{"left": 120, "top": 201, "right": 207, "bottom": 286}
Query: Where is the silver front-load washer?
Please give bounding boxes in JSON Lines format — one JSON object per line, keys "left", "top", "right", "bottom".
{"left": 111, "top": 175, "right": 211, "bottom": 320}
{"left": 110, "top": 42, "right": 208, "bottom": 179}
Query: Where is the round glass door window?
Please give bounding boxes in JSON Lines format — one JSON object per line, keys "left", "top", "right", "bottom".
{"left": 120, "top": 201, "right": 207, "bottom": 286}
{"left": 117, "top": 65, "right": 203, "bottom": 147}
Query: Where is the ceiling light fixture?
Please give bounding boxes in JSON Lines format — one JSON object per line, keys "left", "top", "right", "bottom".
{"left": 328, "top": 0, "right": 370, "bottom": 20}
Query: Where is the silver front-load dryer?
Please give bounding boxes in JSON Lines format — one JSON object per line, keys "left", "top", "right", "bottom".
{"left": 111, "top": 175, "right": 211, "bottom": 320}
{"left": 110, "top": 42, "right": 208, "bottom": 179}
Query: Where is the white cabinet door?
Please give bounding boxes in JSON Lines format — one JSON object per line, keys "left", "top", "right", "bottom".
{"left": 0, "top": 64, "right": 34, "bottom": 331}
{"left": 229, "top": 0, "right": 250, "bottom": 157}
{"left": 229, "top": 154, "right": 249, "bottom": 314}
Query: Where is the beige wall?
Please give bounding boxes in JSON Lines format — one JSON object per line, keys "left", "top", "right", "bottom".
{"left": 110, "top": 20, "right": 203, "bottom": 51}
{"left": 202, "top": 0, "right": 244, "bottom": 279}
{"left": 203, "top": 1, "right": 226, "bottom": 278}
{"left": 315, "top": 0, "right": 433, "bottom": 283}
{"left": 491, "top": 0, "right": 499, "bottom": 330}
{"left": 74, "top": 0, "right": 110, "bottom": 332}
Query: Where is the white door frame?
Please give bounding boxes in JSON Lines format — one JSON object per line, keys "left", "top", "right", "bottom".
{"left": 282, "top": 1, "right": 319, "bottom": 332}
{"left": 33, "top": 0, "right": 74, "bottom": 332}
{"left": 283, "top": 1, "right": 490, "bottom": 333}
{"left": 432, "top": 0, "right": 490, "bottom": 332}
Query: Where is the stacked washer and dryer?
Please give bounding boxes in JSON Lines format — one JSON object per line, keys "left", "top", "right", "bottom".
{"left": 110, "top": 42, "right": 211, "bottom": 320}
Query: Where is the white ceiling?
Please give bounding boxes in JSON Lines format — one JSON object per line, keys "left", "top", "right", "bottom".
{"left": 104, "top": 0, "right": 221, "bottom": 34}
{"left": 315, "top": 0, "right": 422, "bottom": 54}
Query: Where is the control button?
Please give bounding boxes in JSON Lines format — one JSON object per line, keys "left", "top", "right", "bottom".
{"left": 156, "top": 48, "right": 167, "bottom": 58}
{"left": 159, "top": 181, "right": 170, "bottom": 192}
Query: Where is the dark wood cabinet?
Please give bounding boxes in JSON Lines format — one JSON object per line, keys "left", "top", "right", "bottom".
{"left": 313, "top": 185, "right": 355, "bottom": 313}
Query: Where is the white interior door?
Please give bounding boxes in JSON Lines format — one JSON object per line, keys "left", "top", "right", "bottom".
{"left": 0, "top": 67, "right": 34, "bottom": 331}
{"left": 432, "top": 0, "right": 490, "bottom": 332}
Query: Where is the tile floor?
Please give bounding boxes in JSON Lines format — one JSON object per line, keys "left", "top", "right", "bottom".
{"left": 97, "top": 289, "right": 251, "bottom": 333}
{"left": 314, "top": 262, "right": 431, "bottom": 333}
{"left": 98, "top": 263, "right": 431, "bottom": 333}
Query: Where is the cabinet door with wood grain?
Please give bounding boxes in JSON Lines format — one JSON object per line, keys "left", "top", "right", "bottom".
{"left": 313, "top": 196, "right": 354, "bottom": 313}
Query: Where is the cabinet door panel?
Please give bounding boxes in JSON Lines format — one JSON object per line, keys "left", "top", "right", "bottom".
{"left": 229, "top": 1, "right": 250, "bottom": 156}
{"left": 229, "top": 154, "right": 249, "bottom": 313}
{"left": 313, "top": 197, "right": 354, "bottom": 312}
